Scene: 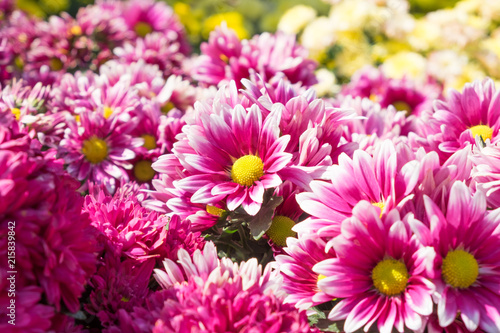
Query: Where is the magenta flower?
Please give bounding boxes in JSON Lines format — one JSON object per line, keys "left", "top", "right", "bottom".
{"left": 422, "top": 78, "right": 500, "bottom": 159}
{"left": 314, "top": 202, "right": 436, "bottom": 333}
{"left": 471, "top": 141, "right": 500, "bottom": 208}
{"left": 193, "top": 24, "right": 317, "bottom": 89}
{"left": 154, "top": 88, "right": 292, "bottom": 216}
{"left": 275, "top": 234, "right": 334, "bottom": 311}
{"left": 121, "top": 0, "right": 190, "bottom": 55}
{"left": 59, "top": 110, "right": 142, "bottom": 194}
{"left": 152, "top": 242, "right": 316, "bottom": 333}
{"left": 419, "top": 181, "right": 500, "bottom": 332}
{"left": 296, "top": 140, "right": 415, "bottom": 237}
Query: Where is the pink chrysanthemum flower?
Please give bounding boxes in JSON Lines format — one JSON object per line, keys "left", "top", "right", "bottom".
{"left": 470, "top": 140, "right": 500, "bottom": 208}
{"left": 275, "top": 234, "right": 334, "bottom": 311}
{"left": 48, "top": 71, "right": 98, "bottom": 114}
{"left": 193, "top": 24, "right": 317, "bottom": 89}
{"left": 314, "top": 202, "right": 436, "bottom": 333}
{"left": 418, "top": 181, "right": 500, "bottom": 332}
{"left": 122, "top": 0, "right": 190, "bottom": 55}
{"left": 113, "top": 32, "right": 186, "bottom": 77}
{"left": 59, "top": 110, "right": 141, "bottom": 193}
{"left": 421, "top": 78, "right": 500, "bottom": 159}
{"left": 340, "top": 96, "right": 408, "bottom": 151}
{"left": 152, "top": 242, "right": 316, "bottom": 333}
{"left": 154, "top": 87, "right": 292, "bottom": 216}
{"left": 296, "top": 140, "right": 415, "bottom": 237}
{"left": 0, "top": 115, "right": 98, "bottom": 317}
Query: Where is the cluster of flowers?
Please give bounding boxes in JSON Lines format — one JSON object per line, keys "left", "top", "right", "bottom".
{"left": 2, "top": 0, "right": 500, "bottom": 332}
{"left": 280, "top": 0, "right": 500, "bottom": 93}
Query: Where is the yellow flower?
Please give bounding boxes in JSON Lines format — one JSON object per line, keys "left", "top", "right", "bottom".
{"left": 301, "top": 17, "right": 336, "bottom": 60}
{"left": 382, "top": 51, "right": 427, "bottom": 80}
{"left": 203, "top": 12, "right": 249, "bottom": 40}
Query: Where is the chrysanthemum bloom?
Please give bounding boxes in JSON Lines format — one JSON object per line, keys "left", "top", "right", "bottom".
{"left": 419, "top": 182, "right": 500, "bottom": 332}
{"left": 296, "top": 140, "right": 415, "bottom": 237}
{"left": 275, "top": 234, "right": 334, "bottom": 311}
{"left": 59, "top": 110, "right": 142, "bottom": 194}
{"left": 193, "top": 24, "right": 317, "bottom": 89}
{"left": 48, "top": 71, "right": 98, "bottom": 114}
{"left": 420, "top": 78, "right": 500, "bottom": 160}
{"left": 340, "top": 96, "right": 408, "bottom": 152}
{"left": 0, "top": 38, "right": 14, "bottom": 84}
{"left": 152, "top": 242, "right": 317, "bottom": 333}
{"left": 0, "top": 113, "right": 98, "bottom": 316}
{"left": 241, "top": 78, "right": 357, "bottom": 190}
{"left": 113, "top": 32, "right": 186, "bottom": 77}
{"left": 314, "top": 202, "right": 436, "bottom": 333}
{"left": 122, "top": 0, "right": 190, "bottom": 55}
{"left": 0, "top": 80, "right": 50, "bottom": 123}
{"left": 155, "top": 90, "right": 293, "bottom": 216}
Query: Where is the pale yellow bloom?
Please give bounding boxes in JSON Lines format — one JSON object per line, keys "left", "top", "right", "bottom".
{"left": 203, "top": 12, "right": 249, "bottom": 40}
{"left": 382, "top": 51, "right": 427, "bottom": 80}
{"left": 301, "top": 17, "right": 336, "bottom": 60}
{"left": 278, "top": 5, "right": 317, "bottom": 35}
{"left": 313, "top": 69, "right": 340, "bottom": 97}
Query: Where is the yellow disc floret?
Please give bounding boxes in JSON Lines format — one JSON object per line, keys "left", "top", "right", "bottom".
{"left": 206, "top": 205, "right": 225, "bottom": 217}
{"left": 372, "top": 259, "right": 409, "bottom": 296}
{"left": 392, "top": 101, "right": 412, "bottom": 116}
{"left": 50, "top": 57, "right": 64, "bottom": 71}
{"left": 11, "top": 108, "right": 21, "bottom": 121}
{"left": 134, "top": 22, "right": 153, "bottom": 37}
{"left": 470, "top": 125, "right": 493, "bottom": 142}
{"left": 82, "top": 136, "right": 108, "bottom": 164}
{"left": 442, "top": 249, "right": 478, "bottom": 289}
{"left": 231, "top": 155, "right": 264, "bottom": 187}
{"left": 161, "top": 101, "right": 175, "bottom": 114}
{"left": 141, "top": 134, "right": 157, "bottom": 150}
{"left": 266, "top": 215, "right": 297, "bottom": 247}
{"left": 103, "top": 106, "right": 113, "bottom": 119}
{"left": 372, "top": 201, "right": 385, "bottom": 217}
{"left": 133, "top": 160, "right": 156, "bottom": 182}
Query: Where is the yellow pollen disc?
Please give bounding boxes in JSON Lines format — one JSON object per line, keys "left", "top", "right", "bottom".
{"left": 50, "top": 57, "right": 64, "bottom": 71}
{"left": 70, "top": 25, "right": 82, "bottom": 36}
{"left": 14, "top": 56, "right": 24, "bottom": 70}
{"left": 470, "top": 125, "right": 493, "bottom": 142}
{"left": 231, "top": 155, "right": 264, "bottom": 187}
{"left": 392, "top": 101, "right": 412, "bottom": 116}
{"left": 265, "top": 215, "right": 297, "bottom": 247}
{"left": 372, "top": 201, "right": 385, "bottom": 218}
{"left": 75, "top": 115, "right": 81, "bottom": 123}
{"left": 141, "top": 134, "right": 157, "bottom": 150}
{"left": 161, "top": 101, "right": 176, "bottom": 114}
{"left": 103, "top": 106, "right": 113, "bottom": 119}
{"left": 121, "top": 297, "right": 130, "bottom": 302}
{"left": 82, "top": 136, "right": 108, "bottom": 164}
{"left": 206, "top": 205, "right": 225, "bottom": 217}
{"left": 134, "top": 160, "right": 156, "bottom": 182}
{"left": 442, "top": 250, "right": 478, "bottom": 289}
{"left": 317, "top": 274, "right": 327, "bottom": 282}
{"left": 369, "top": 94, "right": 379, "bottom": 102}
{"left": 11, "top": 108, "right": 20, "bottom": 121}
{"left": 372, "top": 259, "right": 409, "bottom": 296}
{"left": 134, "top": 22, "right": 153, "bottom": 37}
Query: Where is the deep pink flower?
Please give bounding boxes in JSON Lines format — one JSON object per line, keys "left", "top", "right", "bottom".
{"left": 193, "top": 24, "right": 317, "bottom": 89}
{"left": 121, "top": 0, "right": 190, "bottom": 55}
{"left": 314, "top": 202, "right": 436, "bottom": 333}
{"left": 417, "top": 181, "right": 500, "bottom": 332}
{"left": 153, "top": 85, "right": 292, "bottom": 216}
{"left": 296, "top": 140, "right": 415, "bottom": 237}
{"left": 59, "top": 110, "right": 141, "bottom": 194}
{"left": 152, "top": 242, "right": 317, "bottom": 333}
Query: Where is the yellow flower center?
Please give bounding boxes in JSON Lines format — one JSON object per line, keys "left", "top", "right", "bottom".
{"left": 442, "top": 250, "right": 478, "bottom": 289}
{"left": 231, "top": 155, "right": 264, "bottom": 187}
{"left": 134, "top": 22, "right": 153, "bottom": 37}
{"left": 103, "top": 106, "right": 113, "bottom": 119}
{"left": 11, "top": 108, "right": 20, "bottom": 121}
{"left": 133, "top": 160, "right": 156, "bottom": 182}
{"left": 265, "top": 215, "right": 297, "bottom": 247}
{"left": 141, "top": 134, "right": 157, "bottom": 150}
{"left": 69, "top": 25, "right": 82, "bottom": 36}
{"left": 470, "top": 125, "right": 493, "bottom": 142}
{"left": 82, "top": 136, "right": 108, "bottom": 164}
{"left": 14, "top": 56, "right": 24, "bottom": 70}
{"left": 161, "top": 101, "right": 175, "bottom": 114}
{"left": 50, "top": 57, "right": 64, "bottom": 71}
{"left": 220, "top": 54, "right": 229, "bottom": 63}
{"left": 372, "top": 259, "right": 409, "bottom": 296}
{"left": 206, "top": 205, "right": 225, "bottom": 217}
{"left": 392, "top": 101, "right": 412, "bottom": 116}
{"left": 317, "top": 274, "right": 327, "bottom": 282}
